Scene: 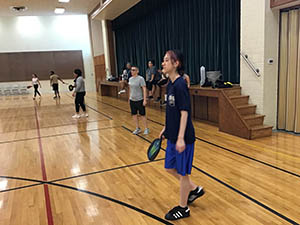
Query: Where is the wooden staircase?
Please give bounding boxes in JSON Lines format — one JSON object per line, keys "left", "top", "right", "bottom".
{"left": 111, "top": 82, "right": 272, "bottom": 139}
{"left": 223, "top": 87, "right": 272, "bottom": 139}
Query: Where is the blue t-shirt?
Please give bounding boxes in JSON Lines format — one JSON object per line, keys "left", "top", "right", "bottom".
{"left": 164, "top": 76, "right": 195, "bottom": 144}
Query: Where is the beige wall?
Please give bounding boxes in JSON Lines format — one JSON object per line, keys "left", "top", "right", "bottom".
{"left": 241, "top": 0, "right": 280, "bottom": 128}
{"left": 263, "top": 1, "right": 280, "bottom": 127}
{"left": 90, "top": 19, "right": 105, "bottom": 57}
{"left": 0, "top": 15, "right": 96, "bottom": 92}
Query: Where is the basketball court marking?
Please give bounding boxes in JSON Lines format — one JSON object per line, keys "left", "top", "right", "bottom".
{"left": 0, "top": 124, "right": 118, "bottom": 145}
{"left": 51, "top": 158, "right": 165, "bottom": 183}
{"left": 87, "top": 96, "right": 300, "bottom": 179}
{"left": 86, "top": 104, "right": 112, "bottom": 120}
{"left": 192, "top": 166, "right": 299, "bottom": 225}
{"left": 122, "top": 125, "right": 300, "bottom": 225}
{"left": 0, "top": 174, "right": 174, "bottom": 225}
{"left": 2, "top": 95, "right": 298, "bottom": 224}
{"left": 0, "top": 157, "right": 165, "bottom": 194}
{"left": 0, "top": 183, "right": 43, "bottom": 193}
{"left": 0, "top": 118, "right": 107, "bottom": 134}
{"left": 65, "top": 94, "right": 112, "bottom": 120}
{"left": 34, "top": 106, "right": 54, "bottom": 225}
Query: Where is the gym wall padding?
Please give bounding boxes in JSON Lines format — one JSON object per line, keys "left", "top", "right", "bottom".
{"left": 0, "top": 50, "right": 84, "bottom": 82}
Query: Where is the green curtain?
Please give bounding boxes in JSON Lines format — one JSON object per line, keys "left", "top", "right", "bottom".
{"left": 112, "top": 0, "right": 240, "bottom": 84}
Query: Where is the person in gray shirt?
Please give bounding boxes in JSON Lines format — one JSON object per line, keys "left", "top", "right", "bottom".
{"left": 128, "top": 65, "right": 149, "bottom": 135}
{"left": 72, "top": 69, "right": 88, "bottom": 119}
{"left": 146, "top": 60, "right": 160, "bottom": 99}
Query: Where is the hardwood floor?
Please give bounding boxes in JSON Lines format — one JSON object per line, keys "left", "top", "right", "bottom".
{"left": 0, "top": 93, "right": 299, "bottom": 225}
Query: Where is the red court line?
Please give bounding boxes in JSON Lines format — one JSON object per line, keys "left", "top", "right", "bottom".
{"left": 34, "top": 107, "right": 54, "bottom": 225}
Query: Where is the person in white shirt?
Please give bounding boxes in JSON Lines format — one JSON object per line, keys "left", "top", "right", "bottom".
{"left": 32, "top": 73, "right": 41, "bottom": 100}
{"left": 118, "top": 62, "right": 132, "bottom": 94}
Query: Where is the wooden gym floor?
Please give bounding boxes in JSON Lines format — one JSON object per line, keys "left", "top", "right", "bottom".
{"left": 0, "top": 92, "right": 299, "bottom": 225}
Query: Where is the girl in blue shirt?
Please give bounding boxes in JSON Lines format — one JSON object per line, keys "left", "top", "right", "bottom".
{"left": 159, "top": 50, "right": 205, "bottom": 221}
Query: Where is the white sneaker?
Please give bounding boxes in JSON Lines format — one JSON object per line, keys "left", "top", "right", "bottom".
{"left": 118, "top": 89, "right": 126, "bottom": 94}
{"left": 72, "top": 114, "right": 80, "bottom": 119}
{"left": 80, "top": 113, "right": 89, "bottom": 117}
{"left": 132, "top": 128, "right": 141, "bottom": 135}
{"left": 143, "top": 128, "right": 150, "bottom": 135}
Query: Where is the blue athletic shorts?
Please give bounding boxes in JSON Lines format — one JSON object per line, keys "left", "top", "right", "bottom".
{"left": 164, "top": 140, "right": 194, "bottom": 176}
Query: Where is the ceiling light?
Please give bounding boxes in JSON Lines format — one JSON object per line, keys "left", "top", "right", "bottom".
{"left": 58, "top": 0, "right": 70, "bottom": 3}
{"left": 10, "top": 6, "right": 28, "bottom": 12}
{"left": 54, "top": 7, "right": 65, "bottom": 14}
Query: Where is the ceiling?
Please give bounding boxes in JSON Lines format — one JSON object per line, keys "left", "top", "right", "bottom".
{"left": 92, "top": 0, "right": 140, "bottom": 20}
{"left": 0, "top": 0, "right": 100, "bottom": 16}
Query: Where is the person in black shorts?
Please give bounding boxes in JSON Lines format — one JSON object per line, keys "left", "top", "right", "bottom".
{"left": 49, "top": 71, "right": 65, "bottom": 99}
{"left": 145, "top": 60, "right": 161, "bottom": 99}
{"left": 128, "top": 65, "right": 149, "bottom": 135}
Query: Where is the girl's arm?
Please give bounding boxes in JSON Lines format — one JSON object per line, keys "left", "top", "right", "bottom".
{"left": 176, "top": 110, "right": 188, "bottom": 152}
{"left": 159, "top": 126, "right": 165, "bottom": 139}
{"left": 186, "top": 75, "right": 191, "bottom": 88}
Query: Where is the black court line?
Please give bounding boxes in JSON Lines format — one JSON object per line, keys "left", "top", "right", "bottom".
{"left": 2, "top": 128, "right": 298, "bottom": 224}
{"left": 37, "top": 119, "right": 106, "bottom": 130}
{"left": 0, "top": 126, "right": 119, "bottom": 145}
{"left": 91, "top": 96, "right": 300, "bottom": 179}
{"left": 65, "top": 94, "right": 112, "bottom": 120}
{"left": 0, "top": 126, "right": 37, "bottom": 134}
{"left": 86, "top": 105, "right": 112, "bottom": 120}
{"left": 86, "top": 96, "right": 165, "bottom": 126}
{"left": 195, "top": 137, "right": 300, "bottom": 179}
{"left": 0, "top": 103, "right": 75, "bottom": 112}
{"left": 192, "top": 166, "right": 299, "bottom": 225}
{"left": 0, "top": 114, "right": 36, "bottom": 119}
{"left": 0, "top": 183, "right": 43, "bottom": 193}
{"left": 0, "top": 118, "right": 106, "bottom": 135}
{"left": 121, "top": 126, "right": 160, "bottom": 145}
{"left": 86, "top": 96, "right": 131, "bottom": 113}
{"left": 0, "top": 177, "right": 172, "bottom": 224}
{"left": 0, "top": 158, "right": 165, "bottom": 192}
{"left": 85, "top": 96, "right": 166, "bottom": 127}
{"left": 122, "top": 126, "right": 300, "bottom": 225}
{"left": 51, "top": 158, "right": 164, "bottom": 183}
{"left": 38, "top": 126, "right": 120, "bottom": 140}
{"left": 0, "top": 175, "right": 45, "bottom": 183}
{"left": 43, "top": 118, "right": 106, "bottom": 127}
{"left": 50, "top": 182, "right": 173, "bottom": 225}
{"left": 0, "top": 98, "right": 111, "bottom": 135}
